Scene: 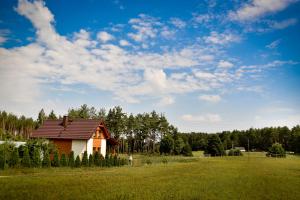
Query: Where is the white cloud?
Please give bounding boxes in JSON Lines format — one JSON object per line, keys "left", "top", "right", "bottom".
{"left": 97, "top": 31, "right": 114, "bottom": 43}
{"left": 229, "top": 0, "right": 296, "bottom": 22}
{"left": 170, "top": 18, "right": 186, "bottom": 29}
{"left": 267, "top": 18, "right": 298, "bottom": 29}
{"left": 182, "top": 114, "right": 222, "bottom": 123}
{"left": 266, "top": 39, "right": 281, "bottom": 49}
{"left": 1, "top": 0, "right": 297, "bottom": 120}
{"left": 218, "top": 60, "right": 234, "bottom": 68}
{"left": 199, "top": 94, "right": 221, "bottom": 103}
{"left": 204, "top": 31, "right": 241, "bottom": 45}
{"left": 127, "top": 14, "right": 161, "bottom": 42}
{"left": 158, "top": 96, "right": 175, "bottom": 106}
{"left": 119, "top": 39, "right": 131, "bottom": 46}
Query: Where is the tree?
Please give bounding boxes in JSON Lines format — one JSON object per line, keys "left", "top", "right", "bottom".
{"left": 21, "top": 146, "right": 31, "bottom": 167}
{"left": 267, "top": 143, "right": 286, "bottom": 157}
{"left": 68, "top": 151, "right": 75, "bottom": 167}
{"left": 159, "top": 134, "right": 174, "bottom": 154}
{"left": 32, "top": 147, "right": 41, "bottom": 167}
{"left": 37, "top": 109, "right": 46, "bottom": 128}
{"left": 205, "top": 134, "right": 225, "bottom": 156}
{"left": 88, "top": 154, "right": 94, "bottom": 167}
{"left": 81, "top": 151, "right": 88, "bottom": 167}
{"left": 174, "top": 137, "right": 185, "bottom": 155}
{"left": 60, "top": 154, "right": 67, "bottom": 167}
{"left": 48, "top": 110, "right": 57, "bottom": 120}
{"left": 75, "top": 155, "right": 81, "bottom": 167}
{"left": 9, "top": 147, "right": 20, "bottom": 168}
{"left": 42, "top": 150, "right": 51, "bottom": 168}
{"left": 182, "top": 142, "right": 193, "bottom": 156}
{"left": 52, "top": 151, "right": 60, "bottom": 167}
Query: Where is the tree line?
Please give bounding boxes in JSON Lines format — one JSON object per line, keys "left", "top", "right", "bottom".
{"left": 1, "top": 105, "right": 300, "bottom": 155}
{"left": 0, "top": 139, "right": 127, "bottom": 170}
{"left": 179, "top": 126, "right": 300, "bottom": 154}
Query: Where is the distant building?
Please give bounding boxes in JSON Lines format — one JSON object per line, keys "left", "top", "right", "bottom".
{"left": 31, "top": 116, "right": 117, "bottom": 158}
{"left": 235, "top": 147, "right": 246, "bottom": 152}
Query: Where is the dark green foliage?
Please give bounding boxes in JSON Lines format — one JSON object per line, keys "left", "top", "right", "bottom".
{"left": 174, "top": 137, "right": 185, "bottom": 155}
{"left": 60, "top": 154, "right": 67, "bottom": 167}
{"left": 182, "top": 143, "right": 193, "bottom": 157}
{"left": 81, "top": 151, "right": 88, "bottom": 167}
{"left": 9, "top": 147, "right": 20, "bottom": 167}
{"left": 205, "top": 134, "right": 225, "bottom": 156}
{"left": 113, "top": 155, "right": 118, "bottom": 166}
{"left": 75, "top": 155, "right": 81, "bottom": 167}
{"left": 88, "top": 154, "right": 94, "bottom": 167}
{"left": 267, "top": 143, "right": 286, "bottom": 157}
{"left": 160, "top": 134, "right": 174, "bottom": 154}
{"left": 52, "top": 151, "right": 60, "bottom": 167}
{"left": 21, "top": 146, "right": 31, "bottom": 167}
{"left": 68, "top": 151, "right": 75, "bottom": 167}
{"left": 228, "top": 149, "right": 243, "bottom": 156}
{"left": 42, "top": 150, "right": 51, "bottom": 168}
{"left": 94, "top": 152, "right": 100, "bottom": 166}
{"left": 32, "top": 147, "right": 41, "bottom": 167}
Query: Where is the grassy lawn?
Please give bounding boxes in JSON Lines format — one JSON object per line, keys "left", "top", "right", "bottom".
{"left": 0, "top": 152, "right": 300, "bottom": 200}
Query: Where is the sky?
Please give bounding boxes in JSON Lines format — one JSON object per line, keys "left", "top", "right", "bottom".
{"left": 0, "top": 0, "right": 299, "bottom": 132}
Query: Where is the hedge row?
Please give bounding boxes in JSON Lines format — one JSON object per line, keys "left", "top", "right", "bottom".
{"left": 0, "top": 143, "right": 127, "bottom": 169}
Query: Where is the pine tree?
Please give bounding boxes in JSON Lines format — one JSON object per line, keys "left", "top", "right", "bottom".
{"left": 32, "top": 147, "right": 41, "bottom": 167}
{"left": 81, "top": 151, "right": 88, "bottom": 167}
{"left": 42, "top": 150, "right": 51, "bottom": 168}
{"left": 52, "top": 151, "right": 60, "bottom": 167}
{"left": 60, "top": 154, "right": 67, "bottom": 167}
{"left": 9, "top": 147, "right": 20, "bottom": 168}
{"left": 21, "top": 146, "right": 31, "bottom": 168}
{"left": 88, "top": 154, "right": 94, "bottom": 167}
{"left": 75, "top": 155, "right": 81, "bottom": 167}
{"left": 68, "top": 151, "right": 75, "bottom": 168}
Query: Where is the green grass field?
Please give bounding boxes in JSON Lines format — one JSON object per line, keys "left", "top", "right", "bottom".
{"left": 1, "top": 152, "right": 300, "bottom": 200}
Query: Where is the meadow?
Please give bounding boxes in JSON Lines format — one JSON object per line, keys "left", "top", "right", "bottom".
{"left": 0, "top": 152, "right": 300, "bottom": 200}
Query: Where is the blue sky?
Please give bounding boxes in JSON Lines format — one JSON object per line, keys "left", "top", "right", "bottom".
{"left": 0, "top": 0, "right": 299, "bottom": 132}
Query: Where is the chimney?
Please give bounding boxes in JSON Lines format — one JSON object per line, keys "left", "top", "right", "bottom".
{"left": 63, "top": 115, "right": 68, "bottom": 129}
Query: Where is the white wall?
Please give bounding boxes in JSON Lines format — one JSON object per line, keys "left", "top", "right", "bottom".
{"left": 101, "top": 139, "right": 106, "bottom": 158}
{"left": 72, "top": 140, "right": 86, "bottom": 159}
{"left": 86, "top": 138, "right": 93, "bottom": 156}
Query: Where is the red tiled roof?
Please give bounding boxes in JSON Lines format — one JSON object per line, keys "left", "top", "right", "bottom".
{"left": 31, "top": 119, "right": 110, "bottom": 140}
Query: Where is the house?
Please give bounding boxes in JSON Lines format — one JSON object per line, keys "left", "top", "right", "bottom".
{"left": 31, "top": 116, "right": 117, "bottom": 158}
{"left": 234, "top": 147, "right": 246, "bottom": 152}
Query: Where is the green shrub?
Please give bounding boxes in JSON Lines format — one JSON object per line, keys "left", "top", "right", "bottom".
{"left": 60, "top": 154, "right": 67, "bottom": 167}
{"left": 75, "top": 155, "right": 81, "bottom": 167}
{"left": 68, "top": 151, "right": 75, "bottom": 168}
{"left": 204, "top": 134, "right": 225, "bottom": 156}
{"left": 52, "top": 151, "right": 60, "bottom": 167}
{"left": 182, "top": 143, "right": 193, "bottom": 157}
{"left": 174, "top": 137, "right": 185, "bottom": 155}
{"left": 9, "top": 147, "right": 20, "bottom": 168}
{"left": 21, "top": 146, "right": 31, "bottom": 168}
{"left": 267, "top": 143, "right": 286, "bottom": 158}
{"left": 88, "top": 154, "right": 94, "bottom": 167}
{"left": 42, "top": 150, "right": 51, "bottom": 168}
{"left": 32, "top": 147, "right": 41, "bottom": 167}
{"left": 159, "top": 134, "right": 174, "bottom": 154}
{"left": 228, "top": 149, "right": 243, "bottom": 156}
{"left": 94, "top": 152, "right": 100, "bottom": 166}
{"left": 81, "top": 151, "right": 88, "bottom": 167}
